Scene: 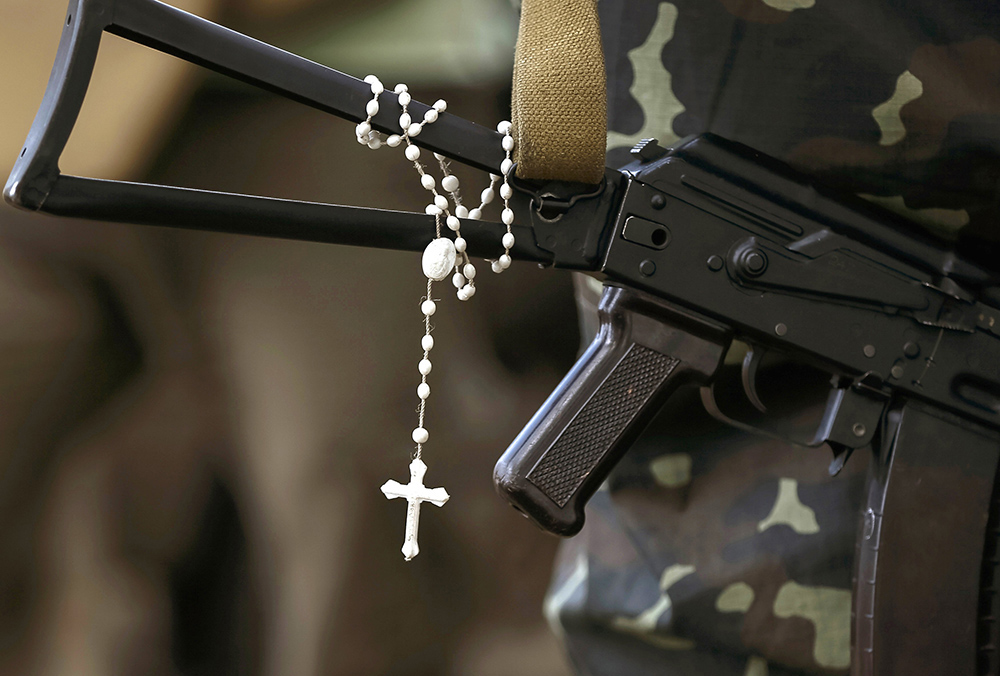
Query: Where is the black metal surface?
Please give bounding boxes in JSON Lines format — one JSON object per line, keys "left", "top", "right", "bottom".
{"left": 41, "top": 176, "right": 554, "bottom": 263}
{"left": 5, "top": 0, "right": 509, "bottom": 245}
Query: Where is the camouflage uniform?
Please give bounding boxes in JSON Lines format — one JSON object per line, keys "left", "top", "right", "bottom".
{"left": 548, "top": 1, "right": 1000, "bottom": 673}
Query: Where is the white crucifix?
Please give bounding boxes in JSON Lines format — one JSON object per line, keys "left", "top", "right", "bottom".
{"left": 381, "top": 457, "right": 450, "bottom": 561}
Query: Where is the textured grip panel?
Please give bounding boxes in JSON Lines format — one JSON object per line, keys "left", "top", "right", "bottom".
{"left": 526, "top": 344, "right": 680, "bottom": 507}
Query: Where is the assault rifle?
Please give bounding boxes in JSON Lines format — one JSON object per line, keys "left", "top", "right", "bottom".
{"left": 7, "top": 0, "right": 1000, "bottom": 673}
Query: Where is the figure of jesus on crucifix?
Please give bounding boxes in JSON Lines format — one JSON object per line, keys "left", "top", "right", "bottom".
{"left": 381, "top": 458, "right": 450, "bottom": 560}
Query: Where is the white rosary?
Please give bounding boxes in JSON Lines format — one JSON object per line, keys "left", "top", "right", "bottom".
{"left": 355, "top": 75, "right": 516, "bottom": 560}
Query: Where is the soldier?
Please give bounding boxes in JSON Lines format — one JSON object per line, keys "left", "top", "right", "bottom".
{"left": 545, "top": 1, "right": 1000, "bottom": 674}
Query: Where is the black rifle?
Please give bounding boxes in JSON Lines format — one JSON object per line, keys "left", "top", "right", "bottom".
{"left": 7, "top": 0, "right": 1000, "bottom": 673}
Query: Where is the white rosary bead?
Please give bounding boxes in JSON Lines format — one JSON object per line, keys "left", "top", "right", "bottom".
{"left": 394, "top": 83, "right": 408, "bottom": 93}
{"left": 502, "top": 135, "right": 515, "bottom": 151}
{"left": 357, "top": 121, "right": 372, "bottom": 138}
{"left": 433, "top": 99, "right": 447, "bottom": 112}
{"left": 455, "top": 205, "right": 469, "bottom": 219}
{"left": 469, "top": 208, "right": 482, "bottom": 220}
{"left": 423, "top": 109, "right": 439, "bottom": 124}
{"left": 500, "top": 183, "right": 513, "bottom": 200}
{"left": 412, "top": 427, "right": 429, "bottom": 444}
{"left": 446, "top": 215, "right": 461, "bottom": 231}
{"left": 497, "top": 120, "right": 512, "bottom": 134}
{"left": 418, "top": 358, "right": 433, "bottom": 375}
{"left": 405, "top": 145, "right": 421, "bottom": 161}
{"left": 368, "top": 135, "right": 383, "bottom": 150}
{"left": 387, "top": 134, "right": 402, "bottom": 148}
{"left": 399, "top": 112, "right": 412, "bottom": 129}
{"left": 371, "top": 81, "right": 384, "bottom": 95}
{"left": 462, "top": 284, "right": 476, "bottom": 299}
{"left": 425, "top": 204, "right": 442, "bottom": 216}
{"left": 500, "top": 158, "right": 514, "bottom": 176}
{"left": 480, "top": 188, "right": 495, "bottom": 205}
{"left": 502, "top": 232, "right": 515, "bottom": 249}
{"left": 417, "top": 383, "right": 431, "bottom": 400}
{"left": 454, "top": 237, "right": 467, "bottom": 253}
{"left": 434, "top": 194, "right": 449, "bottom": 210}
{"left": 421, "top": 299, "right": 437, "bottom": 316}
{"left": 408, "top": 123, "right": 422, "bottom": 137}
{"left": 499, "top": 254, "right": 512, "bottom": 269}
{"left": 491, "top": 260, "right": 504, "bottom": 274}
{"left": 364, "top": 74, "right": 381, "bottom": 86}
{"left": 421, "top": 334, "right": 435, "bottom": 351}
{"left": 463, "top": 263, "right": 477, "bottom": 279}
{"left": 441, "top": 175, "right": 460, "bottom": 193}
{"left": 501, "top": 208, "right": 514, "bottom": 225}
{"left": 398, "top": 91, "right": 411, "bottom": 106}
{"left": 434, "top": 152, "right": 445, "bottom": 161}
{"left": 366, "top": 99, "right": 380, "bottom": 116}
{"left": 357, "top": 134, "right": 370, "bottom": 145}
{"left": 457, "top": 286, "right": 471, "bottom": 301}
{"left": 421, "top": 174, "right": 436, "bottom": 190}
{"left": 452, "top": 272, "right": 466, "bottom": 289}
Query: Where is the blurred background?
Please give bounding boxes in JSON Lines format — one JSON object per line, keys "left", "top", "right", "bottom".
{"left": 0, "top": 0, "right": 582, "bottom": 673}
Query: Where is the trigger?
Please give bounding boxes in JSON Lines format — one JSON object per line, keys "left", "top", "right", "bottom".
{"left": 742, "top": 346, "right": 768, "bottom": 413}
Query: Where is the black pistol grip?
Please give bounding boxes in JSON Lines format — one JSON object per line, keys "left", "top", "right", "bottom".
{"left": 494, "top": 285, "right": 730, "bottom": 536}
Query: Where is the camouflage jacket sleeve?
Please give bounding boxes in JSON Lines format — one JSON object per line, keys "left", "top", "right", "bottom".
{"left": 549, "top": 2, "right": 1000, "bottom": 674}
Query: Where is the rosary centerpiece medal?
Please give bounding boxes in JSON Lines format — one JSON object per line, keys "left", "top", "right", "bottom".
{"left": 356, "top": 75, "right": 517, "bottom": 560}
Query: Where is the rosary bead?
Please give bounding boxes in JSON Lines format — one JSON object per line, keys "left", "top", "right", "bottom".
{"left": 421, "top": 300, "right": 437, "bottom": 316}
{"left": 502, "top": 232, "right": 515, "bottom": 249}
{"left": 441, "top": 175, "right": 460, "bottom": 193}
{"left": 368, "top": 135, "right": 383, "bottom": 150}
{"left": 356, "top": 121, "right": 372, "bottom": 138}
{"left": 454, "top": 237, "right": 467, "bottom": 253}
{"left": 502, "top": 135, "right": 515, "bottom": 151}
{"left": 394, "top": 83, "right": 408, "bottom": 93}
{"left": 434, "top": 194, "right": 449, "bottom": 210}
{"left": 480, "top": 188, "right": 495, "bottom": 205}
{"left": 425, "top": 204, "right": 442, "bottom": 216}
{"left": 371, "top": 81, "right": 384, "bottom": 95}
{"left": 455, "top": 205, "right": 469, "bottom": 219}
{"left": 500, "top": 183, "right": 513, "bottom": 200}
{"left": 364, "top": 74, "right": 381, "bottom": 85}
{"left": 421, "top": 334, "right": 435, "bottom": 351}
{"left": 405, "top": 145, "right": 421, "bottom": 161}
{"left": 497, "top": 120, "right": 512, "bottom": 134}
{"left": 434, "top": 152, "right": 445, "bottom": 161}
{"left": 499, "top": 254, "right": 512, "bottom": 269}
{"left": 399, "top": 112, "right": 412, "bottom": 129}
{"left": 398, "top": 91, "right": 412, "bottom": 106}
{"left": 421, "top": 174, "right": 436, "bottom": 190}
{"left": 501, "top": 208, "right": 514, "bottom": 225}
{"left": 469, "top": 208, "right": 482, "bottom": 220}
{"left": 500, "top": 158, "right": 514, "bottom": 176}
{"left": 408, "top": 123, "right": 423, "bottom": 137}
{"left": 357, "top": 134, "right": 369, "bottom": 145}
{"left": 462, "top": 283, "right": 476, "bottom": 298}
{"left": 491, "top": 260, "right": 504, "bottom": 273}
{"left": 446, "top": 215, "right": 461, "bottom": 231}
{"left": 417, "top": 383, "right": 431, "bottom": 400}
{"left": 412, "top": 427, "right": 429, "bottom": 444}
{"left": 457, "top": 287, "right": 471, "bottom": 301}
{"left": 452, "top": 272, "right": 466, "bottom": 288}
{"left": 463, "top": 263, "right": 477, "bottom": 279}
{"left": 366, "top": 99, "right": 380, "bottom": 116}
{"left": 433, "top": 99, "right": 447, "bottom": 112}
{"left": 387, "top": 134, "right": 402, "bottom": 148}
{"left": 423, "top": 109, "right": 439, "bottom": 123}
{"left": 418, "top": 359, "right": 433, "bottom": 375}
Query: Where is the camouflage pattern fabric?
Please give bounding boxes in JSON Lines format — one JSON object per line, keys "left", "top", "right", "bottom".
{"left": 548, "top": 1, "right": 1000, "bottom": 674}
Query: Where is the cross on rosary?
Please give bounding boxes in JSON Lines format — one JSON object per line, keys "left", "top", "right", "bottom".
{"left": 381, "top": 458, "right": 450, "bottom": 561}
